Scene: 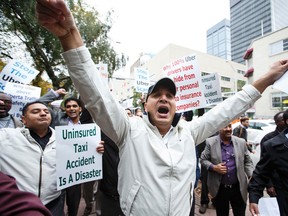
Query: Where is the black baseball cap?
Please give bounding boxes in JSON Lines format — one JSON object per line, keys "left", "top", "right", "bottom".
{"left": 146, "top": 77, "right": 176, "bottom": 101}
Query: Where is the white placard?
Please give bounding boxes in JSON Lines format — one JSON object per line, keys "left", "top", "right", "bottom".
{"left": 134, "top": 67, "right": 150, "bottom": 93}
{"left": 273, "top": 71, "right": 288, "bottom": 94}
{"left": 162, "top": 54, "right": 206, "bottom": 112}
{"left": 202, "top": 73, "right": 223, "bottom": 106}
{"left": 4, "top": 82, "right": 41, "bottom": 119}
{"left": 56, "top": 123, "right": 102, "bottom": 190}
{"left": 0, "top": 60, "right": 39, "bottom": 91}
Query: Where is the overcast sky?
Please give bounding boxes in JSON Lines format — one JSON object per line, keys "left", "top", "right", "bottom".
{"left": 83, "top": 0, "right": 230, "bottom": 73}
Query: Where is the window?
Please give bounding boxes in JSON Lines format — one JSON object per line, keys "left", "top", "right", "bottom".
{"left": 270, "top": 38, "right": 288, "bottom": 55}
{"left": 271, "top": 92, "right": 288, "bottom": 108}
{"left": 221, "top": 76, "right": 230, "bottom": 82}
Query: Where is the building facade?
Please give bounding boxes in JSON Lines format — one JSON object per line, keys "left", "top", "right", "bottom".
{"left": 207, "top": 19, "right": 231, "bottom": 61}
{"left": 245, "top": 27, "right": 288, "bottom": 118}
{"left": 230, "top": 0, "right": 288, "bottom": 64}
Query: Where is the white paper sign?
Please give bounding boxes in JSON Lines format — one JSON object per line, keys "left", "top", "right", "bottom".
{"left": 56, "top": 123, "right": 102, "bottom": 190}
{"left": 0, "top": 60, "right": 39, "bottom": 91}
{"left": 273, "top": 71, "right": 288, "bottom": 94}
{"left": 4, "top": 82, "right": 41, "bottom": 119}
{"left": 258, "top": 197, "right": 280, "bottom": 216}
{"left": 202, "top": 73, "right": 223, "bottom": 106}
{"left": 162, "top": 54, "right": 206, "bottom": 112}
{"left": 134, "top": 68, "right": 150, "bottom": 93}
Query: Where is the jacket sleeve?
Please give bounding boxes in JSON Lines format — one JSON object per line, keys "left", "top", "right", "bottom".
{"left": 37, "top": 89, "right": 59, "bottom": 105}
{"left": 200, "top": 141, "right": 213, "bottom": 170}
{"left": 62, "top": 46, "right": 129, "bottom": 146}
{"left": 190, "top": 85, "right": 261, "bottom": 145}
{"left": 248, "top": 143, "right": 273, "bottom": 203}
{"left": 0, "top": 172, "right": 52, "bottom": 216}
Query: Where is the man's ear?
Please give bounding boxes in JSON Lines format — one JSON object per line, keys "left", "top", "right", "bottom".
{"left": 144, "top": 102, "right": 147, "bottom": 113}
{"left": 21, "top": 115, "right": 26, "bottom": 125}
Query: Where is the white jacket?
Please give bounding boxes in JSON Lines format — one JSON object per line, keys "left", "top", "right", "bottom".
{"left": 63, "top": 46, "right": 261, "bottom": 216}
{"left": 0, "top": 127, "right": 60, "bottom": 205}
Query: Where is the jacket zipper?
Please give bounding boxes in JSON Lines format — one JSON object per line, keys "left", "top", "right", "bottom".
{"left": 38, "top": 153, "right": 43, "bottom": 197}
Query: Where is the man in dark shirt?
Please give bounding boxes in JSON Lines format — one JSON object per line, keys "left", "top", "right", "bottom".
{"left": 260, "top": 111, "right": 286, "bottom": 198}
{"left": 249, "top": 109, "right": 288, "bottom": 216}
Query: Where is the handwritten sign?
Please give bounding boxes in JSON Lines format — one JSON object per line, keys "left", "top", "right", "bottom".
{"left": 162, "top": 54, "right": 206, "bottom": 112}
{"left": 134, "top": 68, "right": 150, "bottom": 93}
{"left": 56, "top": 123, "right": 102, "bottom": 190}
{"left": 0, "top": 60, "right": 39, "bottom": 91}
{"left": 4, "top": 82, "right": 41, "bottom": 119}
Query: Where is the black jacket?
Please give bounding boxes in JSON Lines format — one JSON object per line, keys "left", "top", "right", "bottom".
{"left": 248, "top": 129, "right": 288, "bottom": 216}
{"left": 100, "top": 131, "right": 120, "bottom": 197}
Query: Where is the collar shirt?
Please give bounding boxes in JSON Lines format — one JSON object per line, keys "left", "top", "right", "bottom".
{"left": 67, "top": 118, "right": 81, "bottom": 126}
{"left": 29, "top": 128, "right": 52, "bottom": 150}
{"left": 221, "top": 140, "right": 238, "bottom": 185}
{"left": 162, "top": 126, "right": 173, "bottom": 148}
{"left": 0, "top": 115, "right": 15, "bottom": 129}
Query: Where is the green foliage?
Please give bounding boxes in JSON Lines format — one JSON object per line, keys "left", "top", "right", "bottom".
{"left": 132, "top": 87, "right": 144, "bottom": 108}
{"left": 0, "top": 0, "right": 126, "bottom": 90}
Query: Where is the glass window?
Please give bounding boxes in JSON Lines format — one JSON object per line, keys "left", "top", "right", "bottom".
{"left": 271, "top": 92, "right": 288, "bottom": 108}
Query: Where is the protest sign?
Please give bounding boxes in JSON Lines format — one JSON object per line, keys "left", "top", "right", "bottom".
{"left": 0, "top": 60, "right": 39, "bottom": 91}
{"left": 162, "top": 54, "right": 206, "bottom": 112}
{"left": 4, "top": 82, "right": 41, "bottom": 119}
{"left": 95, "top": 63, "right": 108, "bottom": 84}
{"left": 134, "top": 68, "right": 150, "bottom": 93}
{"left": 202, "top": 73, "right": 223, "bottom": 106}
{"left": 56, "top": 123, "right": 102, "bottom": 190}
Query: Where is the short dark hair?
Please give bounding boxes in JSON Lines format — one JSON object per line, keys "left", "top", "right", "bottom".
{"left": 283, "top": 109, "right": 288, "bottom": 125}
{"left": 274, "top": 111, "right": 284, "bottom": 124}
{"left": 22, "top": 101, "right": 48, "bottom": 116}
{"left": 240, "top": 116, "right": 249, "bottom": 123}
{"left": 64, "top": 97, "right": 83, "bottom": 108}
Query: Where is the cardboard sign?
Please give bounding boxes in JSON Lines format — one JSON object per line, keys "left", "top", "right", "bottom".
{"left": 56, "top": 123, "right": 102, "bottom": 190}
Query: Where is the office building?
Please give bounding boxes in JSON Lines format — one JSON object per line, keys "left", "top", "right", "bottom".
{"left": 207, "top": 19, "right": 231, "bottom": 61}
{"left": 230, "top": 0, "right": 288, "bottom": 64}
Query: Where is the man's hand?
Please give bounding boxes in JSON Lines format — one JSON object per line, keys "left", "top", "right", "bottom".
{"left": 36, "top": 0, "right": 83, "bottom": 50}
{"left": 55, "top": 88, "right": 67, "bottom": 96}
{"left": 96, "top": 141, "right": 105, "bottom": 154}
{"left": 213, "top": 162, "right": 227, "bottom": 175}
{"left": 36, "top": 0, "right": 75, "bottom": 37}
{"left": 249, "top": 203, "right": 260, "bottom": 216}
{"left": 266, "top": 186, "right": 277, "bottom": 197}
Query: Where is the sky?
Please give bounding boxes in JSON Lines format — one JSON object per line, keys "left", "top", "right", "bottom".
{"left": 83, "top": 0, "right": 230, "bottom": 75}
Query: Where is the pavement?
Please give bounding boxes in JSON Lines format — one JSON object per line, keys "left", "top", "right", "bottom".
{"left": 72, "top": 181, "right": 253, "bottom": 216}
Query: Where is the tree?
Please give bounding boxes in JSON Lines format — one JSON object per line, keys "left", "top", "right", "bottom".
{"left": 0, "top": 0, "right": 126, "bottom": 90}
